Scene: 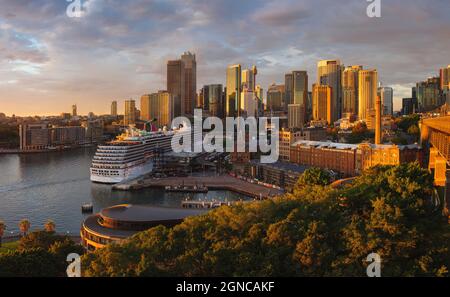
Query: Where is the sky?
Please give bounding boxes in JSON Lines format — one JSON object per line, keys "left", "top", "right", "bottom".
{"left": 0, "top": 0, "right": 449, "bottom": 116}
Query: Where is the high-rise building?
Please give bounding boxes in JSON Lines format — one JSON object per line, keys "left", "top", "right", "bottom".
{"left": 312, "top": 84, "right": 332, "bottom": 124}
{"left": 226, "top": 64, "right": 241, "bottom": 117}
{"left": 167, "top": 59, "right": 185, "bottom": 117}
{"left": 111, "top": 101, "right": 118, "bottom": 116}
{"left": 124, "top": 99, "right": 136, "bottom": 126}
{"left": 342, "top": 65, "right": 362, "bottom": 118}
{"left": 416, "top": 77, "right": 440, "bottom": 111}
{"left": 378, "top": 86, "right": 394, "bottom": 115}
{"left": 207, "top": 84, "right": 224, "bottom": 118}
{"left": 439, "top": 65, "right": 450, "bottom": 91}
{"left": 288, "top": 104, "right": 302, "bottom": 129}
{"left": 292, "top": 71, "right": 308, "bottom": 124}
{"left": 358, "top": 69, "right": 378, "bottom": 124}
{"left": 266, "top": 84, "right": 285, "bottom": 111}
{"left": 181, "top": 52, "right": 196, "bottom": 115}
{"left": 317, "top": 60, "right": 342, "bottom": 122}
{"left": 240, "top": 90, "right": 257, "bottom": 118}
{"left": 242, "top": 66, "right": 257, "bottom": 91}
{"left": 285, "top": 73, "right": 293, "bottom": 110}
{"left": 72, "top": 104, "right": 77, "bottom": 117}
{"left": 199, "top": 85, "right": 209, "bottom": 111}
{"left": 140, "top": 91, "right": 174, "bottom": 128}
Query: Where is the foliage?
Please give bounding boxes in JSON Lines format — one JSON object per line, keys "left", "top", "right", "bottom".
{"left": 0, "top": 124, "right": 19, "bottom": 147}
{"left": 19, "top": 219, "right": 30, "bottom": 236}
{"left": 346, "top": 122, "right": 374, "bottom": 144}
{"left": 82, "top": 163, "right": 450, "bottom": 277}
{"left": 397, "top": 114, "right": 420, "bottom": 133}
{"left": 295, "top": 167, "right": 332, "bottom": 187}
{"left": 407, "top": 125, "right": 420, "bottom": 142}
{"left": 44, "top": 220, "right": 56, "bottom": 233}
{"left": 0, "top": 231, "right": 84, "bottom": 277}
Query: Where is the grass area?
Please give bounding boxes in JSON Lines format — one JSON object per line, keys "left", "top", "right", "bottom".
{"left": 0, "top": 241, "right": 19, "bottom": 254}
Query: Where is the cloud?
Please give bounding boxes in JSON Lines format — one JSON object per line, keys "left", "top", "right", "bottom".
{"left": 0, "top": 0, "right": 449, "bottom": 116}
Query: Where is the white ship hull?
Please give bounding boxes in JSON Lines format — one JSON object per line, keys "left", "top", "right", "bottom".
{"left": 90, "top": 161, "right": 154, "bottom": 184}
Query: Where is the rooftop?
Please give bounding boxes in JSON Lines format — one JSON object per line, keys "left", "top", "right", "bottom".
{"left": 422, "top": 116, "right": 450, "bottom": 134}
{"left": 251, "top": 160, "right": 310, "bottom": 173}
{"left": 292, "top": 140, "right": 358, "bottom": 150}
{"left": 100, "top": 204, "right": 206, "bottom": 223}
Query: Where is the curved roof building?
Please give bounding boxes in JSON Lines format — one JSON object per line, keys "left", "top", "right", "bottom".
{"left": 81, "top": 204, "right": 206, "bottom": 250}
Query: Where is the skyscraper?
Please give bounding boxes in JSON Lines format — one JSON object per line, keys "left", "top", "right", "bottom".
{"left": 358, "top": 69, "right": 378, "bottom": 123}
{"left": 439, "top": 65, "right": 450, "bottom": 91}
{"left": 181, "top": 52, "right": 197, "bottom": 115}
{"left": 167, "top": 59, "right": 185, "bottom": 117}
{"left": 285, "top": 73, "right": 293, "bottom": 111}
{"left": 242, "top": 66, "right": 257, "bottom": 91}
{"left": 72, "top": 104, "right": 77, "bottom": 117}
{"left": 111, "top": 101, "right": 117, "bottom": 116}
{"left": 342, "top": 65, "right": 362, "bottom": 118}
{"left": 292, "top": 71, "right": 308, "bottom": 124}
{"left": 312, "top": 84, "right": 332, "bottom": 124}
{"left": 317, "top": 60, "right": 342, "bottom": 122}
{"left": 124, "top": 99, "right": 136, "bottom": 126}
{"left": 207, "top": 84, "right": 224, "bottom": 118}
{"left": 288, "top": 104, "right": 302, "bottom": 129}
{"left": 378, "top": 86, "right": 393, "bottom": 115}
{"left": 267, "top": 84, "right": 285, "bottom": 111}
{"left": 226, "top": 64, "right": 241, "bottom": 117}
{"left": 416, "top": 77, "right": 440, "bottom": 111}
{"left": 140, "top": 91, "right": 174, "bottom": 128}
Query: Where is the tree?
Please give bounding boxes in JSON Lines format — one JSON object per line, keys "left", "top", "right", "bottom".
{"left": 19, "top": 219, "right": 30, "bottom": 237}
{"left": 19, "top": 230, "right": 67, "bottom": 251}
{"left": 0, "top": 221, "right": 5, "bottom": 248}
{"left": 81, "top": 163, "right": 450, "bottom": 277}
{"left": 0, "top": 248, "right": 60, "bottom": 277}
{"left": 407, "top": 124, "right": 420, "bottom": 139}
{"left": 296, "top": 167, "right": 332, "bottom": 187}
{"left": 0, "top": 231, "right": 84, "bottom": 277}
{"left": 44, "top": 220, "right": 56, "bottom": 233}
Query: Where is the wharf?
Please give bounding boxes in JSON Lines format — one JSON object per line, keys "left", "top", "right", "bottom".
{"left": 112, "top": 175, "right": 282, "bottom": 200}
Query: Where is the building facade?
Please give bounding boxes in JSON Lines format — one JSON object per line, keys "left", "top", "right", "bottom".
{"left": 358, "top": 69, "right": 378, "bottom": 126}
{"left": 266, "top": 84, "right": 285, "bottom": 111}
{"left": 124, "top": 99, "right": 136, "bottom": 126}
{"left": 317, "top": 60, "right": 342, "bottom": 122}
{"left": 140, "top": 91, "right": 174, "bottom": 128}
{"left": 226, "top": 64, "right": 242, "bottom": 117}
{"left": 111, "top": 101, "right": 118, "bottom": 116}
{"left": 342, "top": 65, "right": 362, "bottom": 118}
{"left": 378, "top": 86, "right": 394, "bottom": 116}
{"left": 312, "top": 84, "right": 332, "bottom": 124}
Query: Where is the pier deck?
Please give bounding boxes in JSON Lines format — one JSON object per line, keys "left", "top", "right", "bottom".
{"left": 112, "top": 175, "right": 283, "bottom": 199}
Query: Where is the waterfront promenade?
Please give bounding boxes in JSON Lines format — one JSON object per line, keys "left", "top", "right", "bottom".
{"left": 113, "top": 175, "right": 283, "bottom": 199}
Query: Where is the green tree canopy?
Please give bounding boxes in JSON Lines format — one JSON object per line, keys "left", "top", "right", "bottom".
{"left": 82, "top": 163, "right": 450, "bottom": 277}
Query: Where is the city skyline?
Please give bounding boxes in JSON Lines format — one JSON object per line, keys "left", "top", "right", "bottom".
{"left": 0, "top": 0, "right": 449, "bottom": 116}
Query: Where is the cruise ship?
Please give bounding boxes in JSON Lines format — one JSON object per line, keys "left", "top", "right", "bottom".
{"left": 90, "top": 126, "right": 177, "bottom": 184}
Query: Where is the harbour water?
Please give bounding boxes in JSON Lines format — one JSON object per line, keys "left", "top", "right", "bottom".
{"left": 0, "top": 148, "right": 247, "bottom": 235}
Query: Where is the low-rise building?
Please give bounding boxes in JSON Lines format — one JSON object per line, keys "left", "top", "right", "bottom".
{"left": 290, "top": 141, "right": 358, "bottom": 177}
{"left": 81, "top": 204, "right": 205, "bottom": 250}
{"left": 245, "top": 161, "right": 310, "bottom": 192}
{"left": 290, "top": 140, "right": 422, "bottom": 177}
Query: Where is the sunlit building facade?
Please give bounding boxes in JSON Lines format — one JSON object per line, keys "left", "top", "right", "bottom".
{"left": 358, "top": 69, "right": 378, "bottom": 126}
{"left": 140, "top": 91, "right": 174, "bottom": 128}
{"left": 312, "top": 84, "right": 332, "bottom": 124}
{"left": 124, "top": 99, "right": 136, "bottom": 126}
{"left": 226, "top": 64, "right": 241, "bottom": 117}
{"left": 342, "top": 65, "right": 362, "bottom": 118}
{"left": 317, "top": 60, "right": 342, "bottom": 122}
